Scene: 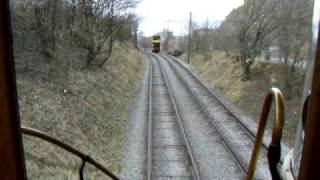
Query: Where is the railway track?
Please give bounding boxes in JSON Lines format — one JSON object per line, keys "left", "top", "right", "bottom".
{"left": 146, "top": 54, "right": 200, "bottom": 180}
{"left": 154, "top": 53, "right": 271, "bottom": 178}
{"left": 162, "top": 53, "right": 289, "bottom": 158}
{"left": 161, "top": 54, "right": 267, "bottom": 146}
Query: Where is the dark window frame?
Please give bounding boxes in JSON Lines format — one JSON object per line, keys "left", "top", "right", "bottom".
{"left": 0, "top": 0, "right": 27, "bottom": 179}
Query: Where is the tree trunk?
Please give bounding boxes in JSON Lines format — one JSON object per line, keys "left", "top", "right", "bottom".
{"left": 225, "top": 49, "right": 230, "bottom": 57}
{"left": 291, "top": 51, "right": 300, "bottom": 72}
{"left": 87, "top": 47, "right": 96, "bottom": 67}
{"left": 99, "top": 2, "right": 114, "bottom": 67}
{"left": 133, "top": 24, "right": 139, "bottom": 50}
{"left": 240, "top": 46, "right": 251, "bottom": 80}
{"left": 34, "top": 7, "right": 51, "bottom": 59}
{"left": 99, "top": 37, "right": 114, "bottom": 67}
{"left": 242, "top": 63, "right": 251, "bottom": 80}
{"left": 50, "top": 0, "right": 58, "bottom": 51}
{"left": 283, "top": 55, "right": 293, "bottom": 100}
{"left": 284, "top": 68, "right": 293, "bottom": 100}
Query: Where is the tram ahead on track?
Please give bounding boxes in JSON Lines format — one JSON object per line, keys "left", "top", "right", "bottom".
{"left": 152, "top": 35, "right": 160, "bottom": 53}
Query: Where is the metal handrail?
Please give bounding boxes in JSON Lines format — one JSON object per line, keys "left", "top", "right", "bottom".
{"left": 246, "top": 88, "right": 285, "bottom": 180}
{"left": 21, "top": 126, "right": 120, "bottom": 180}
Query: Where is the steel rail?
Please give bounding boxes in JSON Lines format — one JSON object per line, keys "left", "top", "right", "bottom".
{"left": 145, "top": 54, "right": 153, "bottom": 180}
{"left": 21, "top": 126, "right": 119, "bottom": 180}
{"left": 156, "top": 54, "right": 248, "bottom": 176}
{"left": 151, "top": 54, "right": 201, "bottom": 180}
{"left": 162, "top": 54, "right": 268, "bottom": 150}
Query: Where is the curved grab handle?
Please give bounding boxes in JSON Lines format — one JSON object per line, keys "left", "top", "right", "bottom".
{"left": 246, "top": 88, "right": 285, "bottom": 180}
{"left": 21, "top": 126, "right": 120, "bottom": 180}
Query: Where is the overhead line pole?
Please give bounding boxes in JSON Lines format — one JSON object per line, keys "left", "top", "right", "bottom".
{"left": 187, "top": 12, "right": 192, "bottom": 64}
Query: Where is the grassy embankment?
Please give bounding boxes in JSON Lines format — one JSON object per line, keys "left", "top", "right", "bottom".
{"left": 184, "top": 52, "right": 305, "bottom": 147}
{"left": 17, "top": 44, "right": 145, "bottom": 179}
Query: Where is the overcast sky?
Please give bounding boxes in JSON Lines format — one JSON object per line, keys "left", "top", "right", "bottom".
{"left": 135, "top": 0, "right": 244, "bottom": 36}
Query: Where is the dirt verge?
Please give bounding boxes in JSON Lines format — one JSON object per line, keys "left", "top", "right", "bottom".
{"left": 18, "top": 45, "right": 145, "bottom": 179}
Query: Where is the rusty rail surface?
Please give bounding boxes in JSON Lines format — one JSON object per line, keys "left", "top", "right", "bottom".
{"left": 246, "top": 88, "right": 285, "bottom": 180}
{"left": 21, "top": 126, "right": 119, "bottom": 180}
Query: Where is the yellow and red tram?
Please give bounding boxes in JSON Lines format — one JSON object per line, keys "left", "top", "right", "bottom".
{"left": 152, "top": 35, "right": 160, "bottom": 53}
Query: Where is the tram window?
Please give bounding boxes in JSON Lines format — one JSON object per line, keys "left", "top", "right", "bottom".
{"left": 8, "top": 0, "right": 315, "bottom": 179}
{"left": 10, "top": 0, "right": 141, "bottom": 179}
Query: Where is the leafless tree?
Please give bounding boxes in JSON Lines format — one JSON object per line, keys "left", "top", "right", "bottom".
{"left": 115, "top": 14, "right": 140, "bottom": 49}
{"left": 212, "top": 10, "right": 239, "bottom": 57}
{"left": 162, "top": 29, "right": 173, "bottom": 52}
{"left": 177, "top": 35, "right": 188, "bottom": 52}
{"left": 73, "top": 0, "right": 136, "bottom": 67}
{"left": 236, "top": 0, "right": 279, "bottom": 80}
{"left": 132, "top": 16, "right": 140, "bottom": 50}
{"left": 12, "top": 0, "right": 139, "bottom": 93}
{"left": 276, "top": 0, "right": 313, "bottom": 98}
{"left": 33, "top": 0, "right": 63, "bottom": 60}
{"left": 138, "top": 32, "right": 151, "bottom": 49}
{"left": 200, "top": 19, "right": 212, "bottom": 60}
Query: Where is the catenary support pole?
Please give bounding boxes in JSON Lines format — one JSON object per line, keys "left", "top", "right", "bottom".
{"left": 187, "top": 12, "right": 192, "bottom": 64}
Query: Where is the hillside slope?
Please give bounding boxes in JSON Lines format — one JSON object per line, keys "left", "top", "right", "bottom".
{"left": 17, "top": 45, "right": 145, "bottom": 179}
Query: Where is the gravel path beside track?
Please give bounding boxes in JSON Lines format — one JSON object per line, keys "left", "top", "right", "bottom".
{"left": 122, "top": 57, "right": 150, "bottom": 180}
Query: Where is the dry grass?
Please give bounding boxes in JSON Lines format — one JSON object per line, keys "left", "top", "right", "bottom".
{"left": 184, "top": 51, "right": 305, "bottom": 147}
{"left": 17, "top": 44, "right": 145, "bottom": 179}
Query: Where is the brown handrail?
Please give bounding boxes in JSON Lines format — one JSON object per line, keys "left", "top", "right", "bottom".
{"left": 21, "top": 126, "right": 120, "bottom": 180}
{"left": 246, "top": 88, "right": 285, "bottom": 180}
